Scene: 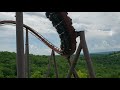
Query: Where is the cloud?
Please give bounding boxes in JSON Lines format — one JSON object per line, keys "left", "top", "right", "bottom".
{"left": 0, "top": 12, "right": 120, "bottom": 55}
{"left": 0, "top": 12, "right": 15, "bottom": 20}
{"left": 69, "top": 12, "right": 120, "bottom": 53}
{"left": 23, "top": 12, "right": 56, "bottom": 34}
{"left": 29, "top": 44, "right": 52, "bottom": 55}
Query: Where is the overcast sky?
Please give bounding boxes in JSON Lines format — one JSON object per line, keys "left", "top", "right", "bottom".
{"left": 0, "top": 12, "right": 120, "bottom": 55}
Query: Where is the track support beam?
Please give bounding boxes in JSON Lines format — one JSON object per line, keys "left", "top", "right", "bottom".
{"left": 25, "top": 28, "right": 30, "bottom": 78}
{"left": 52, "top": 50, "right": 59, "bottom": 78}
{"left": 16, "top": 12, "right": 25, "bottom": 78}
{"left": 67, "top": 31, "right": 96, "bottom": 78}
{"left": 67, "top": 58, "right": 79, "bottom": 78}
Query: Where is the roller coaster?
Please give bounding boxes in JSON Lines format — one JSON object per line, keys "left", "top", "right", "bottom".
{"left": 0, "top": 12, "right": 95, "bottom": 78}
{"left": 0, "top": 12, "right": 77, "bottom": 58}
{"left": 46, "top": 12, "right": 77, "bottom": 57}
{"left": 0, "top": 20, "right": 63, "bottom": 55}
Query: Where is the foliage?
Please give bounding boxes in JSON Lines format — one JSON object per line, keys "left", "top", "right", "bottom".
{"left": 77, "top": 70, "right": 87, "bottom": 78}
{"left": 0, "top": 51, "right": 120, "bottom": 78}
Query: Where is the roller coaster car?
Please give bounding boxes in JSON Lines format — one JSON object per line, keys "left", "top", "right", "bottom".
{"left": 46, "top": 12, "right": 77, "bottom": 56}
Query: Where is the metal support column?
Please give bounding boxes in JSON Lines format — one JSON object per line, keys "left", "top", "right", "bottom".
{"left": 25, "top": 28, "right": 30, "bottom": 78}
{"left": 67, "top": 39, "right": 82, "bottom": 78}
{"left": 67, "top": 31, "right": 95, "bottom": 78}
{"left": 52, "top": 50, "right": 59, "bottom": 78}
{"left": 80, "top": 31, "right": 96, "bottom": 78}
{"left": 16, "top": 12, "right": 25, "bottom": 78}
{"left": 46, "top": 51, "right": 52, "bottom": 78}
{"left": 67, "top": 58, "right": 79, "bottom": 78}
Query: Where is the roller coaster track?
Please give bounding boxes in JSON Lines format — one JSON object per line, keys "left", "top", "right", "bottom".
{"left": 0, "top": 20, "right": 63, "bottom": 55}
{"left": 46, "top": 12, "right": 77, "bottom": 56}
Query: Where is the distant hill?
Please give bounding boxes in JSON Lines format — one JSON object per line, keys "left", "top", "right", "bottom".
{"left": 0, "top": 51, "right": 120, "bottom": 78}
{"left": 90, "top": 51, "right": 120, "bottom": 55}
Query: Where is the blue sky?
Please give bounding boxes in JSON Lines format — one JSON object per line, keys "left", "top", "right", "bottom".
{"left": 0, "top": 12, "right": 120, "bottom": 55}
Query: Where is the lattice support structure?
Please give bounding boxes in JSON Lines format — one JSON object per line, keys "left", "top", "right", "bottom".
{"left": 67, "top": 58, "right": 79, "bottom": 78}
{"left": 67, "top": 31, "right": 96, "bottom": 78}
{"left": 46, "top": 50, "right": 59, "bottom": 78}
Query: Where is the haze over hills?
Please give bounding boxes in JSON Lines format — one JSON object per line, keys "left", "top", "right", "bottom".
{"left": 0, "top": 50, "right": 120, "bottom": 56}
{"left": 90, "top": 50, "right": 120, "bottom": 55}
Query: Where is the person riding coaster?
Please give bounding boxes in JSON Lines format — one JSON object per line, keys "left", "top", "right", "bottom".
{"left": 45, "top": 12, "right": 75, "bottom": 56}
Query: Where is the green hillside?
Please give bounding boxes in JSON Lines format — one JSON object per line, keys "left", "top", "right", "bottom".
{"left": 0, "top": 51, "right": 120, "bottom": 78}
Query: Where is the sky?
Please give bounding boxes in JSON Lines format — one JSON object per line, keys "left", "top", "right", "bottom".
{"left": 0, "top": 12, "right": 120, "bottom": 55}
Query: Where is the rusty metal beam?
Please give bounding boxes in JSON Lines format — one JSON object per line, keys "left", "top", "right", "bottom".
{"left": 67, "top": 31, "right": 96, "bottom": 78}
{"left": 46, "top": 52, "right": 52, "bottom": 78}
{"left": 52, "top": 50, "right": 59, "bottom": 78}
{"left": 25, "top": 28, "right": 30, "bottom": 78}
{"left": 67, "top": 58, "right": 79, "bottom": 78}
{"left": 80, "top": 31, "right": 96, "bottom": 78}
{"left": 67, "top": 40, "right": 82, "bottom": 78}
{"left": 16, "top": 12, "right": 25, "bottom": 78}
